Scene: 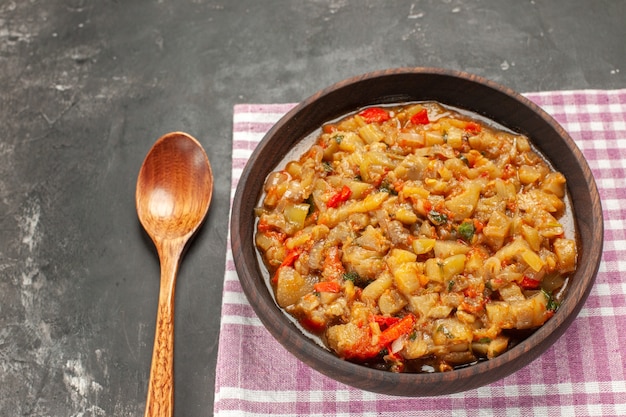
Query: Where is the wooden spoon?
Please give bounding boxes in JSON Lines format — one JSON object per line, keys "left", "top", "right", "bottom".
{"left": 136, "top": 132, "right": 213, "bottom": 417}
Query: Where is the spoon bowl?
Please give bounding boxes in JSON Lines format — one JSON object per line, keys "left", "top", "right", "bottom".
{"left": 136, "top": 131, "right": 213, "bottom": 416}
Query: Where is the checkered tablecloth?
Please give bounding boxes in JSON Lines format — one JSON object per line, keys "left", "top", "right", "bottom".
{"left": 215, "top": 90, "right": 626, "bottom": 417}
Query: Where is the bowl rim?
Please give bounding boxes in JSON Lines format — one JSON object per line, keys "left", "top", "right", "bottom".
{"left": 230, "top": 67, "right": 604, "bottom": 396}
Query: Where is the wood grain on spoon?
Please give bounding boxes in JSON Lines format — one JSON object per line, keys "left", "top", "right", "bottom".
{"left": 136, "top": 132, "right": 213, "bottom": 417}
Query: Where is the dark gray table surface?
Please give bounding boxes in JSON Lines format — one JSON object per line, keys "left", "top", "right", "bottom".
{"left": 1, "top": 1, "right": 625, "bottom": 416}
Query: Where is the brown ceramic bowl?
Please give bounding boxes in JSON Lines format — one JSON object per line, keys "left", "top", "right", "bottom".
{"left": 230, "top": 68, "right": 603, "bottom": 396}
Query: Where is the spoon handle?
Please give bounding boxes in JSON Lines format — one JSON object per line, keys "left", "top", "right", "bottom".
{"left": 145, "top": 240, "right": 183, "bottom": 417}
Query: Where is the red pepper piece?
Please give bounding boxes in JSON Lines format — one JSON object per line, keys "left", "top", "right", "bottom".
{"left": 327, "top": 185, "right": 352, "bottom": 208}
{"left": 473, "top": 218, "right": 484, "bottom": 234}
{"left": 464, "top": 287, "right": 479, "bottom": 298}
{"left": 340, "top": 314, "right": 416, "bottom": 361}
{"left": 410, "top": 108, "right": 429, "bottom": 125}
{"left": 272, "top": 248, "right": 302, "bottom": 284}
{"left": 358, "top": 107, "right": 390, "bottom": 123}
{"left": 520, "top": 276, "right": 541, "bottom": 290}
{"left": 371, "top": 315, "right": 401, "bottom": 329}
{"left": 280, "top": 248, "right": 301, "bottom": 268}
{"left": 257, "top": 218, "right": 273, "bottom": 233}
{"left": 314, "top": 281, "right": 341, "bottom": 293}
{"left": 465, "top": 121, "right": 482, "bottom": 134}
{"left": 377, "top": 314, "right": 416, "bottom": 346}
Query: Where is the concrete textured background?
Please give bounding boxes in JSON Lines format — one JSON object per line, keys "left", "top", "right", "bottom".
{"left": 1, "top": 1, "right": 625, "bottom": 416}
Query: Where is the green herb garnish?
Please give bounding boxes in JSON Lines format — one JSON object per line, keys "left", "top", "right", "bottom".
{"left": 379, "top": 180, "right": 398, "bottom": 195}
{"left": 428, "top": 210, "right": 448, "bottom": 225}
{"left": 458, "top": 221, "right": 475, "bottom": 241}
{"left": 343, "top": 271, "right": 371, "bottom": 288}
{"left": 304, "top": 194, "right": 316, "bottom": 216}
{"left": 343, "top": 271, "right": 359, "bottom": 282}
{"left": 437, "top": 324, "right": 454, "bottom": 339}
{"left": 541, "top": 288, "right": 560, "bottom": 311}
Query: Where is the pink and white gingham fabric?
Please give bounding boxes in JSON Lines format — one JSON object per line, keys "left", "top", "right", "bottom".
{"left": 215, "top": 90, "right": 626, "bottom": 417}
